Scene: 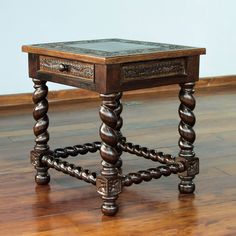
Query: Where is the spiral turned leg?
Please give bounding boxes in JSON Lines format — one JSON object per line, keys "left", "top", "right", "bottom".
{"left": 114, "top": 92, "right": 123, "bottom": 170}
{"left": 96, "top": 93, "right": 123, "bottom": 216}
{"left": 30, "top": 79, "right": 50, "bottom": 185}
{"left": 178, "top": 82, "right": 199, "bottom": 194}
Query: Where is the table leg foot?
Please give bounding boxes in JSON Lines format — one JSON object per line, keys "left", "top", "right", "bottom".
{"left": 101, "top": 196, "right": 119, "bottom": 216}
{"left": 178, "top": 176, "right": 195, "bottom": 194}
{"left": 35, "top": 167, "right": 50, "bottom": 185}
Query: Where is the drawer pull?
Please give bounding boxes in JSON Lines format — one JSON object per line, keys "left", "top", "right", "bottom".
{"left": 58, "top": 63, "right": 69, "bottom": 72}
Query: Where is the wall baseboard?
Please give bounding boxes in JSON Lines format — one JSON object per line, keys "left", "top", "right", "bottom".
{"left": 1, "top": 75, "right": 235, "bottom": 109}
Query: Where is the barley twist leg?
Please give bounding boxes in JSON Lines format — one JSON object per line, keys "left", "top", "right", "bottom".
{"left": 30, "top": 78, "right": 50, "bottom": 185}
{"left": 178, "top": 82, "right": 199, "bottom": 194}
{"left": 96, "top": 93, "right": 123, "bottom": 216}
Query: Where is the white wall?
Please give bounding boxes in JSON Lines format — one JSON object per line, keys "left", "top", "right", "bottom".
{"left": 0, "top": 0, "right": 235, "bottom": 95}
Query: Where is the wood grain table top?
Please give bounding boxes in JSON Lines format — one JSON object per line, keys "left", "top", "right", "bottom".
{"left": 22, "top": 38, "right": 206, "bottom": 64}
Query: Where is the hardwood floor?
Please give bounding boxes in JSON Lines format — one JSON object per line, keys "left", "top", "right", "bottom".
{"left": 0, "top": 85, "right": 236, "bottom": 236}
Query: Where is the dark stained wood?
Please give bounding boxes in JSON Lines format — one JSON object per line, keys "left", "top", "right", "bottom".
{"left": 23, "top": 39, "right": 205, "bottom": 95}
{"left": 186, "top": 56, "right": 200, "bottom": 82}
{"left": 97, "top": 93, "right": 123, "bottom": 215}
{"left": 22, "top": 38, "right": 206, "bottom": 216}
{"left": 28, "top": 53, "right": 40, "bottom": 78}
{"left": 37, "top": 71, "right": 97, "bottom": 91}
{"left": 22, "top": 38, "right": 206, "bottom": 64}
{"left": 178, "top": 82, "right": 199, "bottom": 193}
{"left": 121, "top": 58, "right": 186, "bottom": 81}
{"left": 31, "top": 78, "right": 50, "bottom": 185}
{"left": 0, "top": 87, "right": 236, "bottom": 234}
{"left": 39, "top": 55, "right": 94, "bottom": 80}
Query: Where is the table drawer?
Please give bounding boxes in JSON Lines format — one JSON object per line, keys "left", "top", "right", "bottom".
{"left": 39, "top": 56, "right": 94, "bottom": 81}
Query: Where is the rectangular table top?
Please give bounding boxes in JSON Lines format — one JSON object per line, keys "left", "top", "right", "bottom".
{"left": 22, "top": 38, "right": 205, "bottom": 64}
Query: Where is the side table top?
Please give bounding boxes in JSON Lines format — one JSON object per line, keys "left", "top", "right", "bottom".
{"left": 22, "top": 38, "right": 205, "bottom": 64}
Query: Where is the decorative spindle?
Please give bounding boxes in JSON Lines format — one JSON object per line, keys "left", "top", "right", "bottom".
{"left": 96, "top": 93, "right": 122, "bottom": 216}
{"left": 178, "top": 82, "right": 199, "bottom": 194}
{"left": 118, "top": 140, "right": 177, "bottom": 165}
{"left": 53, "top": 142, "right": 101, "bottom": 158}
{"left": 114, "top": 92, "right": 123, "bottom": 169}
{"left": 41, "top": 155, "right": 97, "bottom": 185}
{"left": 123, "top": 162, "right": 185, "bottom": 187}
{"left": 30, "top": 78, "right": 50, "bottom": 185}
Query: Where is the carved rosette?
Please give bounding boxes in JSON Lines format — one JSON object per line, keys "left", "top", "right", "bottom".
{"left": 31, "top": 78, "right": 50, "bottom": 185}
{"left": 97, "top": 176, "right": 122, "bottom": 196}
{"left": 176, "top": 156, "right": 199, "bottom": 177}
{"left": 97, "top": 93, "right": 122, "bottom": 216}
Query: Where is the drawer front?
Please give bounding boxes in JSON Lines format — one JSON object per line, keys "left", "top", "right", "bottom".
{"left": 121, "top": 58, "right": 186, "bottom": 82}
{"left": 39, "top": 56, "right": 94, "bottom": 80}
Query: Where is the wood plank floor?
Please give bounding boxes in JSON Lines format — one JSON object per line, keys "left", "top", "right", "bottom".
{"left": 0, "top": 85, "right": 236, "bottom": 236}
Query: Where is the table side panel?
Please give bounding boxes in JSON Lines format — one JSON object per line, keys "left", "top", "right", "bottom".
{"left": 95, "top": 64, "right": 121, "bottom": 93}
{"left": 185, "top": 56, "right": 200, "bottom": 82}
{"left": 28, "top": 54, "right": 40, "bottom": 78}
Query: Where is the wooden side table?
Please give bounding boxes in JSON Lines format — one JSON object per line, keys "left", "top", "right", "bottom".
{"left": 22, "top": 39, "right": 205, "bottom": 216}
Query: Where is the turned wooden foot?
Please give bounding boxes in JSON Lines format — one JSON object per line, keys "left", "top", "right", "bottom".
{"left": 35, "top": 167, "right": 50, "bottom": 185}
{"left": 31, "top": 78, "right": 50, "bottom": 185}
{"left": 101, "top": 195, "right": 119, "bottom": 216}
{"left": 97, "top": 93, "right": 123, "bottom": 216}
{"left": 178, "top": 82, "right": 199, "bottom": 194}
{"left": 178, "top": 176, "right": 195, "bottom": 194}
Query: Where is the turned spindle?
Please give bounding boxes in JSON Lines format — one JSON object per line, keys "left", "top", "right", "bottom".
{"left": 31, "top": 78, "right": 50, "bottom": 185}
{"left": 97, "top": 93, "right": 123, "bottom": 216}
{"left": 178, "top": 82, "right": 198, "bottom": 194}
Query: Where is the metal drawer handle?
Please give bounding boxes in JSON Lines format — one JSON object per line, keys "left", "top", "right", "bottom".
{"left": 58, "top": 63, "right": 69, "bottom": 72}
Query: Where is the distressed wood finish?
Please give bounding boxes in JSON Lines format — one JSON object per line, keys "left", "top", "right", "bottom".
{"left": 22, "top": 38, "right": 205, "bottom": 216}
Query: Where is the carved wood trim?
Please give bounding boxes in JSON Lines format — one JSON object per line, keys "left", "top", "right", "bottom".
{"left": 39, "top": 56, "right": 94, "bottom": 80}
{"left": 22, "top": 39, "right": 206, "bottom": 64}
{"left": 121, "top": 59, "right": 187, "bottom": 82}
{"left": 96, "top": 176, "right": 122, "bottom": 196}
